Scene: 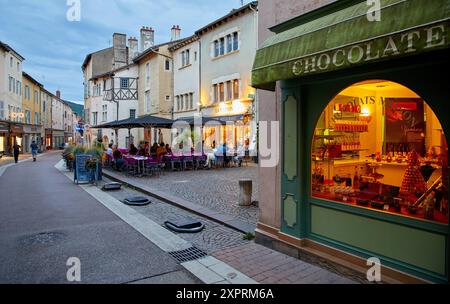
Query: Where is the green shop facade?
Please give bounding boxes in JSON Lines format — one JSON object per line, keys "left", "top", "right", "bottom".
{"left": 252, "top": 0, "right": 450, "bottom": 283}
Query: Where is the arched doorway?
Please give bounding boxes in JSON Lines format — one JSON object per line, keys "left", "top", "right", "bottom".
{"left": 311, "top": 80, "right": 448, "bottom": 224}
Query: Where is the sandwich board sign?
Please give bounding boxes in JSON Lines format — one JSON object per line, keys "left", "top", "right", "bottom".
{"left": 74, "top": 154, "right": 92, "bottom": 184}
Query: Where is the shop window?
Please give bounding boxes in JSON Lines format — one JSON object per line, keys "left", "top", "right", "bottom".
{"left": 311, "top": 80, "right": 448, "bottom": 224}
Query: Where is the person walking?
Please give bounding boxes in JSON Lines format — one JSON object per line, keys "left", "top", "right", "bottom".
{"left": 13, "top": 142, "right": 21, "bottom": 164}
{"left": 30, "top": 141, "right": 39, "bottom": 162}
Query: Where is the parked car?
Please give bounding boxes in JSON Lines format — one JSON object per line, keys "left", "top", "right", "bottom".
{"left": 59, "top": 143, "right": 68, "bottom": 150}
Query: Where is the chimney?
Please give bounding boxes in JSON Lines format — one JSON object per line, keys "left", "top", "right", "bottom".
{"left": 140, "top": 26, "right": 155, "bottom": 52}
{"left": 128, "top": 36, "right": 138, "bottom": 61}
{"left": 113, "top": 33, "right": 127, "bottom": 67}
{"left": 56, "top": 90, "right": 61, "bottom": 99}
{"left": 171, "top": 25, "right": 181, "bottom": 41}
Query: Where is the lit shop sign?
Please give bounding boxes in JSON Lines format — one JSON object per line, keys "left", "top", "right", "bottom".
{"left": 292, "top": 23, "right": 448, "bottom": 77}
{"left": 11, "top": 112, "right": 25, "bottom": 119}
{"left": 334, "top": 103, "right": 361, "bottom": 113}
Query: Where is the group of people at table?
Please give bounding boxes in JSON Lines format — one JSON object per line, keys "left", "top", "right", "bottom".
{"left": 104, "top": 141, "right": 248, "bottom": 173}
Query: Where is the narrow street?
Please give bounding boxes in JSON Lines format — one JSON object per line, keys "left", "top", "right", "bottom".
{"left": 0, "top": 152, "right": 200, "bottom": 284}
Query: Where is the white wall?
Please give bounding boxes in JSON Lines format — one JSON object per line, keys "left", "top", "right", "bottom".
{"left": 0, "top": 47, "right": 23, "bottom": 121}
{"left": 52, "top": 97, "right": 64, "bottom": 131}
{"left": 199, "top": 9, "right": 258, "bottom": 108}
{"left": 173, "top": 40, "right": 200, "bottom": 120}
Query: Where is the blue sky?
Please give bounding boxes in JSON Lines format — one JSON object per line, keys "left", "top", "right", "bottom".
{"left": 0, "top": 0, "right": 252, "bottom": 104}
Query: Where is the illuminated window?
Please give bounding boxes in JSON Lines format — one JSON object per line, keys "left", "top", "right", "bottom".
{"left": 219, "top": 83, "right": 225, "bottom": 102}
{"left": 226, "top": 81, "right": 232, "bottom": 101}
{"left": 233, "top": 80, "right": 239, "bottom": 100}
{"left": 311, "top": 80, "right": 448, "bottom": 224}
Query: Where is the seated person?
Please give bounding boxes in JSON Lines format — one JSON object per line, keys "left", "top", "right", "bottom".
{"left": 165, "top": 144, "right": 172, "bottom": 154}
{"left": 150, "top": 143, "right": 158, "bottom": 156}
{"left": 137, "top": 145, "right": 147, "bottom": 156}
{"left": 129, "top": 144, "right": 138, "bottom": 156}
{"left": 156, "top": 143, "right": 167, "bottom": 159}
{"left": 113, "top": 150, "right": 126, "bottom": 171}
{"left": 106, "top": 144, "right": 113, "bottom": 157}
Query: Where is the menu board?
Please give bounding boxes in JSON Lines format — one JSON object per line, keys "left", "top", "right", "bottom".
{"left": 74, "top": 154, "right": 92, "bottom": 184}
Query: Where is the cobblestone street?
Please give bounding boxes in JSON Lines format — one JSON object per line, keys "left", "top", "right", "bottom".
{"left": 104, "top": 164, "right": 260, "bottom": 228}
{"left": 104, "top": 178, "right": 251, "bottom": 254}
{"left": 102, "top": 178, "right": 359, "bottom": 284}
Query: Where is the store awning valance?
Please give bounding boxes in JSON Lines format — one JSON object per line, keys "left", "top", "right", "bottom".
{"left": 174, "top": 115, "right": 245, "bottom": 126}
{"left": 252, "top": 0, "right": 450, "bottom": 91}
{"left": 92, "top": 115, "right": 174, "bottom": 129}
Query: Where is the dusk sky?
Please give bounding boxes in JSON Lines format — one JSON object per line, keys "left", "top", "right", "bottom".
{"left": 0, "top": 0, "right": 252, "bottom": 104}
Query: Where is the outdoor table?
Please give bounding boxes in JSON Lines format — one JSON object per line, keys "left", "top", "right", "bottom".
{"left": 125, "top": 155, "right": 148, "bottom": 176}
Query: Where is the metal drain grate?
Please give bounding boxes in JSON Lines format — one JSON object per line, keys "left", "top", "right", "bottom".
{"left": 168, "top": 246, "right": 208, "bottom": 263}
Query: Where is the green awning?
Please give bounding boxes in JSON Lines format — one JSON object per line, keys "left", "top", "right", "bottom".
{"left": 252, "top": 0, "right": 450, "bottom": 91}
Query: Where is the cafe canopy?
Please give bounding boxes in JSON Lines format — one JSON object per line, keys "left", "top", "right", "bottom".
{"left": 92, "top": 115, "right": 175, "bottom": 130}
{"left": 251, "top": 0, "right": 450, "bottom": 91}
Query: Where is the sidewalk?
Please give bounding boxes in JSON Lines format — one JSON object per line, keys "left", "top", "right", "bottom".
{"left": 103, "top": 168, "right": 256, "bottom": 233}
{"left": 213, "top": 243, "right": 359, "bottom": 284}
{"left": 98, "top": 174, "right": 360, "bottom": 284}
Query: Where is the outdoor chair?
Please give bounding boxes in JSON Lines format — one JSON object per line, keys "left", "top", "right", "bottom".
{"left": 143, "top": 158, "right": 163, "bottom": 177}
{"left": 124, "top": 157, "right": 139, "bottom": 176}
{"left": 194, "top": 154, "right": 207, "bottom": 170}
{"left": 170, "top": 154, "right": 183, "bottom": 171}
{"left": 183, "top": 154, "right": 195, "bottom": 171}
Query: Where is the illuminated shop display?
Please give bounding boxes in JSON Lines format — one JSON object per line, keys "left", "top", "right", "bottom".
{"left": 311, "top": 80, "right": 448, "bottom": 224}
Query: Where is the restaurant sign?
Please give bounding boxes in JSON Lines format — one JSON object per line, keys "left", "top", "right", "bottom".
{"left": 292, "top": 23, "right": 449, "bottom": 77}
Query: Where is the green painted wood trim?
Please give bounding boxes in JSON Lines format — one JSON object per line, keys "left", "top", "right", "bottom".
{"left": 308, "top": 233, "right": 448, "bottom": 283}
{"left": 280, "top": 91, "right": 302, "bottom": 237}
{"left": 311, "top": 205, "right": 447, "bottom": 276}
{"left": 252, "top": 0, "right": 450, "bottom": 89}
{"left": 310, "top": 198, "right": 450, "bottom": 235}
{"left": 284, "top": 96, "right": 298, "bottom": 181}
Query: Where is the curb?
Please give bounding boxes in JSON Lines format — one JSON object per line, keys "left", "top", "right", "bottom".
{"left": 102, "top": 170, "right": 256, "bottom": 234}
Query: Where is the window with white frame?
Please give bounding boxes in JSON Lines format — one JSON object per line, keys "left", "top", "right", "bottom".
{"left": 34, "top": 90, "right": 38, "bottom": 103}
{"left": 16, "top": 80, "right": 21, "bottom": 96}
{"left": 233, "top": 32, "right": 239, "bottom": 51}
{"left": 145, "top": 91, "right": 151, "bottom": 112}
{"left": 226, "top": 81, "right": 232, "bottom": 101}
{"left": 213, "top": 31, "right": 239, "bottom": 58}
{"left": 226, "top": 34, "right": 232, "bottom": 53}
{"left": 92, "top": 112, "right": 98, "bottom": 126}
{"left": 213, "top": 84, "right": 218, "bottom": 103}
{"left": 25, "top": 110, "right": 30, "bottom": 124}
{"left": 233, "top": 79, "right": 240, "bottom": 99}
{"left": 219, "top": 83, "right": 225, "bottom": 102}
{"left": 214, "top": 41, "right": 219, "bottom": 57}
{"left": 0, "top": 101, "right": 4, "bottom": 119}
{"left": 176, "top": 96, "right": 180, "bottom": 111}
{"left": 35, "top": 112, "right": 39, "bottom": 125}
{"left": 10, "top": 57, "right": 13, "bottom": 68}
{"left": 146, "top": 63, "right": 150, "bottom": 85}
{"left": 181, "top": 49, "right": 190, "bottom": 67}
{"left": 189, "top": 93, "right": 194, "bottom": 110}
{"left": 102, "top": 105, "right": 107, "bottom": 122}
{"left": 17, "top": 62, "right": 20, "bottom": 72}
{"left": 9, "top": 76, "right": 13, "bottom": 92}
{"left": 165, "top": 59, "right": 171, "bottom": 71}
{"left": 166, "top": 95, "right": 170, "bottom": 102}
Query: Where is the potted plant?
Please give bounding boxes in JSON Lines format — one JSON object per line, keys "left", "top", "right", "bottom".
{"left": 86, "top": 146, "right": 104, "bottom": 181}
{"left": 85, "top": 157, "right": 100, "bottom": 184}
{"left": 62, "top": 145, "right": 75, "bottom": 171}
